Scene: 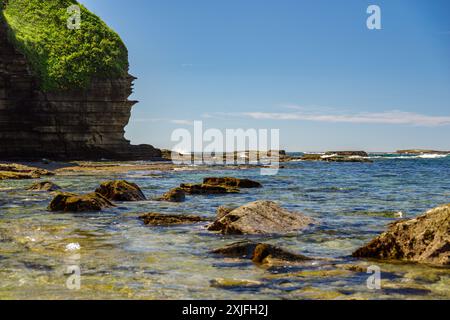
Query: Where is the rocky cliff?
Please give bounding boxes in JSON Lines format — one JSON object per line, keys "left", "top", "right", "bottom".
{"left": 0, "top": 3, "right": 161, "bottom": 161}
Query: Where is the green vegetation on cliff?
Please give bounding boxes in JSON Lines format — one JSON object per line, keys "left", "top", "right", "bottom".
{"left": 1, "top": 0, "right": 129, "bottom": 91}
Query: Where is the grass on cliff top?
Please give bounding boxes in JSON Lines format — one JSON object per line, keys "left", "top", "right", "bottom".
{"left": 1, "top": 0, "right": 129, "bottom": 91}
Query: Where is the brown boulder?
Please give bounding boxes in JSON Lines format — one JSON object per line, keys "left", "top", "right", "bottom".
{"left": 95, "top": 180, "right": 146, "bottom": 201}
{"left": 212, "top": 241, "right": 311, "bottom": 264}
{"left": 203, "top": 177, "right": 262, "bottom": 188}
{"left": 48, "top": 192, "right": 114, "bottom": 212}
{"left": 140, "top": 213, "right": 208, "bottom": 226}
{"left": 180, "top": 183, "right": 239, "bottom": 195}
{"left": 353, "top": 204, "right": 450, "bottom": 266}
{"left": 27, "top": 181, "right": 61, "bottom": 192}
{"left": 207, "top": 200, "right": 314, "bottom": 235}
{"left": 157, "top": 187, "right": 186, "bottom": 202}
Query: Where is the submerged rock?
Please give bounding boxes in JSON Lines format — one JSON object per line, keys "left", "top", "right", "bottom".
{"left": 212, "top": 241, "right": 311, "bottom": 264}
{"left": 157, "top": 187, "right": 186, "bottom": 202}
{"left": 27, "top": 181, "right": 61, "bottom": 192}
{"left": 207, "top": 200, "right": 314, "bottom": 235}
{"left": 139, "top": 213, "right": 208, "bottom": 226}
{"left": 353, "top": 204, "right": 450, "bottom": 266}
{"left": 210, "top": 278, "right": 263, "bottom": 289}
{"left": 48, "top": 192, "right": 114, "bottom": 212}
{"left": 180, "top": 183, "right": 239, "bottom": 195}
{"left": 95, "top": 180, "right": 146, "bottom": 201}
{"left": 203, "top": 177, "right": 262, "bottom": 188}
{"left": 0, "top": 163, "right": 54, "bottom": 180}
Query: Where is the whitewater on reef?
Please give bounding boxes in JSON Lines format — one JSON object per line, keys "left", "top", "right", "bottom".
{"left": 0, "top": 153, "right": 449, "bottom": 299}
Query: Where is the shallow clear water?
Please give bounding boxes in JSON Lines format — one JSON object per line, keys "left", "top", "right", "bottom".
{"left": 0, "top": 155, "right": 449, "bottom": 300}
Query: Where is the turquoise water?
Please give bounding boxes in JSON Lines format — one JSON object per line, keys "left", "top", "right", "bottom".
{"left": 0, "top": 154, "right": 449, "bottom": 299}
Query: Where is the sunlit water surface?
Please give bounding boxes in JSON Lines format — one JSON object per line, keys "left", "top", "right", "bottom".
{"left": 0, "top": 154, "right": 449, "bottom": 299}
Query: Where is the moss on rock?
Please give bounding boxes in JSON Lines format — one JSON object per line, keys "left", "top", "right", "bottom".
{"left": 1, "top": 0, "right": 128, "bottom": 91}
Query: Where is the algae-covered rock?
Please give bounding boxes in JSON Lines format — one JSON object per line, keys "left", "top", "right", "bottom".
{"left": 353, "top": 204, "right": 450, "bottom": 266}
{"left": 0, "top": 163, "right": 53, "bottom": 180}
{"left": 203, "top": 177, "right": 262, "bottom": 188}
{"left": 48, "top": 192, "right": 114, "bottom": 212}
{"left": 95, "top": 180, "right": 146, "bottom": 201}
{"left": 27, "top": 181, "right": 61, "bottom": 192}
{"left": 210, "top": 278, "right": 263, "bottom": 289}
{"left": 212, "top": 241, "right": 311, "bottom": 265}
{"left": 207, "top": 200, "right": 314, "bottom": 235}
{"left": 157, "top": 187, "right": 186, "bottom": 202}
{"left": 139, "top": 213, "right": 209, "bottom": 226}
{"left": 180, "top": 183, "right": 239, "bottom": 195}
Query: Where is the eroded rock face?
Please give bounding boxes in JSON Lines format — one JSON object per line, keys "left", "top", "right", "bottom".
{"left": 0, "top": 20, "right": 161, "bottom": 161}
{"left": 207, "top": 200, "right": 314, "bottom": 235}
{"left": 353, "top": 204, "right": 450, "bottom": 266}
{"left": 212, "top": 241, "right": 311, "bottom": 264}
{"left": 180, "top": 183, "right": 240, "bottom": 195}
{"left": 203, "top": 177, "right": 262, "bottom": 188}
{"left": 95, "top": 180, "right": 146, "bottom": 201}
{"left": 27, "top": 181, "right": 61, "bottom": 192}
{"left": 157, "top": 187, "right": 186, "bottom": 202}
{"left": 139, "top": 213, "right": 208, "bottom": 226}
{"left": 48, "top": 192, "right": 114, "bottom": 212}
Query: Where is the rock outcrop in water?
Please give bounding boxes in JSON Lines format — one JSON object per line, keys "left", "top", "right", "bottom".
{"left": 353, "top": 204, "right": 450, "bottom": 266}
{"left": 397, "top": 149, "right": 449, "bottom": 155}
{"left": 203, "top": 177, "right": 262, "bottom": 188}
{"left": 0, "top": 5, "right": 161, "bottom": 161}
{"left": 157, "top": 187, "right": 186, "bottom": 202}
{"left": 48, "top": 192, "right": 114, "bottom": 212}
{"left": 95, "top": 180, "right": 146, "bottom": 201}
{"left": 300, "top": 151, "right": 372, "bottom": 163}
{"left": 140, "top": 213, "right": 209, "bottom": 226}
{"left": 208, "top": 200, "right": 314, "bottom": 235}
{"left": 0, "top": 163, "right": 53, "bottom": 180}
{"left": 212, "top": 241, "right": 311, "bottom": 265}
{"left": 27, "top": 181, "right": 61, "bottom": 192}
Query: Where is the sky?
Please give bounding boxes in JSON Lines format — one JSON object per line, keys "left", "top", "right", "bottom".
{"left": 79, "top": 0, "right": 450, "bottom": 152}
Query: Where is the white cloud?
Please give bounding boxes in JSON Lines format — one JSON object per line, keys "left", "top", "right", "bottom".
{"left": 240, "top": 110, "right": 450, "bottom": 126}
{"left": 170, "top": 119, "right": 194, "bottom": 125}
{"left": 133, "top": 118, "right": 193, "bottom": 125}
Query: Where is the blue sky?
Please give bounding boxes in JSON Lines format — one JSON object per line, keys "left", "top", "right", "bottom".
{"left": 79, "top": 0, "right": 450, "bottom": 152}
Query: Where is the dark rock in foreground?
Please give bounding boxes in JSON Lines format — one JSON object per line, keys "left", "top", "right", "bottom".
{"left": 208, "top": 200, "right": 314, "bottom": 235}
{"left": 180, "top": 183, "right": 240, "bottom": 195}
{"left": 203, "top": 177, "right": 262, "bottom": 188}
{"left": 95, "top": 180, "right": 146, "bottom": 201}
{"left": 353, "top": 204, "right": 450, "bottom": 266}
{"left": 140, "top": 213, "right": 209, "bottom": 226}
{"left": 27, "top": 181, "right": 61, "bottom": 192}
{"left": 48, "top": 192, "right": 114, "bottom": 212}
{"left": 212, "top": 241, "right": 311, "bottom": 264}
{"left": 157, "top": 187, "right": 186, "bottom": 202}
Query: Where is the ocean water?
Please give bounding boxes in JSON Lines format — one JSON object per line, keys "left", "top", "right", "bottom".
{"left": 0, "top": 154, "right": 449, "bottom": 300}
